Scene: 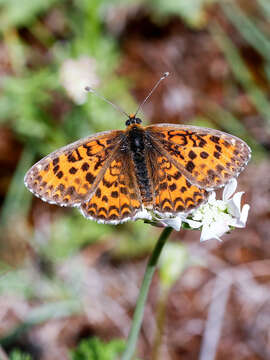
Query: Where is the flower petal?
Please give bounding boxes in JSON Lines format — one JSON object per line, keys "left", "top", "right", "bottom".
{"left": 160, "top": 217, "right": 183, "bottom": 231}
{"left": 184, "top": 218, "right": 202, "bottom": 229}
{"left": 200, "top": 224, "right": 219, "bottom": 241}
{"left": 240, "top": 204, "right": 250, "bottom": 225}
{"left": 227, "top": 191, "right": 244, "bottom": 218}
{"left": 234, "top": 204, "right": 250, "bottom": 227}
{"left": 208, "top": 191, "right": 217, "bottom": 204}
{"left": 222, "top": 178, "right": 237, "bottom": 201}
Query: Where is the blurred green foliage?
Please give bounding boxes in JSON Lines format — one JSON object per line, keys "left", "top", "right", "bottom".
{"left": 9, "top": 349, "right": 32, "bottom": 360}
{"left": 0, "top": 0, "right": 63, "bottom": 31}
{"left": 149, "top": 0, "right": 217, "bottom": 27}
{"left": 71, "top": 337, "right": 125, "bottom": 360}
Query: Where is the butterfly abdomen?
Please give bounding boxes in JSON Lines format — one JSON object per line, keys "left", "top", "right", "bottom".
{"left": 128, "top": 126, "right": 153, "bottom": 204}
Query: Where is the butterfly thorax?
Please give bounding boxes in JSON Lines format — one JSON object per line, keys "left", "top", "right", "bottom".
{"left": 127, "top": 124, "right": 153, "bottom": 205}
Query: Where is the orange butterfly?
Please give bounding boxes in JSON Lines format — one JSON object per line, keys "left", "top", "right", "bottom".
{"left": 24, "top": 74, "right": 251, "bottom": 224}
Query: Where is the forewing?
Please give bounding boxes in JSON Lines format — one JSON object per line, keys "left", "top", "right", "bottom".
{"left": 146, "top": 124, "right": 251, "bottom": 190}
{"left": 148, "top": 149, "right": 208, "bottom": 214}
{"left": 24, "top": 130, "right": 124, "bottom": 206}
{"left": 81, "top": 153, "right": 143, "bottom": 223}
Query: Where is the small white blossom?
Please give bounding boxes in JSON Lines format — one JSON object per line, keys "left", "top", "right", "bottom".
{"left": 59, "top": 56, "right": 100, "bottom": 105}
{"left": 184, "top": 178, "right": 250, "bottom": 241}
{"left": 148, "top": 178, "right": 249, "bottom": 242}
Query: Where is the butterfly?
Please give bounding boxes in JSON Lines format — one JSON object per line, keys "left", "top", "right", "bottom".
{"left": 24, "top": 74, "right": 251, "bottom": 224}
{"left": 24, "top": 119, "right": 251, "bottom": 224}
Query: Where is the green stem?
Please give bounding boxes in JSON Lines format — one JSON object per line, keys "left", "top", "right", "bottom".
{"left": 122, "top": 227, "right": 173, "bottom": 360}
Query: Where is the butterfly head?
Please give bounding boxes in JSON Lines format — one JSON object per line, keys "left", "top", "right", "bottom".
{"left": 125, "top": 114, "right": 142, "bottom": 127}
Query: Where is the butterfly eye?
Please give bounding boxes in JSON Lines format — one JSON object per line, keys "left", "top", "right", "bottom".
{"left": 125, "top": 119, "right": 131, "bottom": 126}
{"left": 135, "top": 118, "right": 142, "bottom": 124}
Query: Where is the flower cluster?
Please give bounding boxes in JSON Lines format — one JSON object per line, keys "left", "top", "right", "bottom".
{"left": 156, "top": 178, "right": 249, "bottom": 241}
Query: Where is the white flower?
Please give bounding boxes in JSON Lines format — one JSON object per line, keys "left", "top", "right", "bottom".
{"left": 148, "top": 178, "right": 249, "bottom": 242}
{"left": 184, "top": 178, "right": 250, "bottom": 241}
{"left": 59, "top": 56, "right": 100, "bottom": 105}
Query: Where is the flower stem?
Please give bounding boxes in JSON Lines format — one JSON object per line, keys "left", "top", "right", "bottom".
{"left": 122, "top": 227, "right": 173, "bottom": 360}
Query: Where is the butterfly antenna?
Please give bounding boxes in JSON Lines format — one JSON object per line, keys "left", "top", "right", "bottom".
{"left": 85, "top": 86, "right": 130, "bottom": 118}
{"left": 134, "top": 72, "right": 170, "bottom": 117}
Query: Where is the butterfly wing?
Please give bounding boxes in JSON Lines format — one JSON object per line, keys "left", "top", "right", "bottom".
{"left": 24, "top": 130, "right": 125, "bottom": 207}
{"left": 147, "top": 148, "right": 208, "bottom": 215}
{"left": 146, "top": 124, "right": 251, "bottom": 190}
{"left": 81, "top": 153, "right": 143, "bottom": 223}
